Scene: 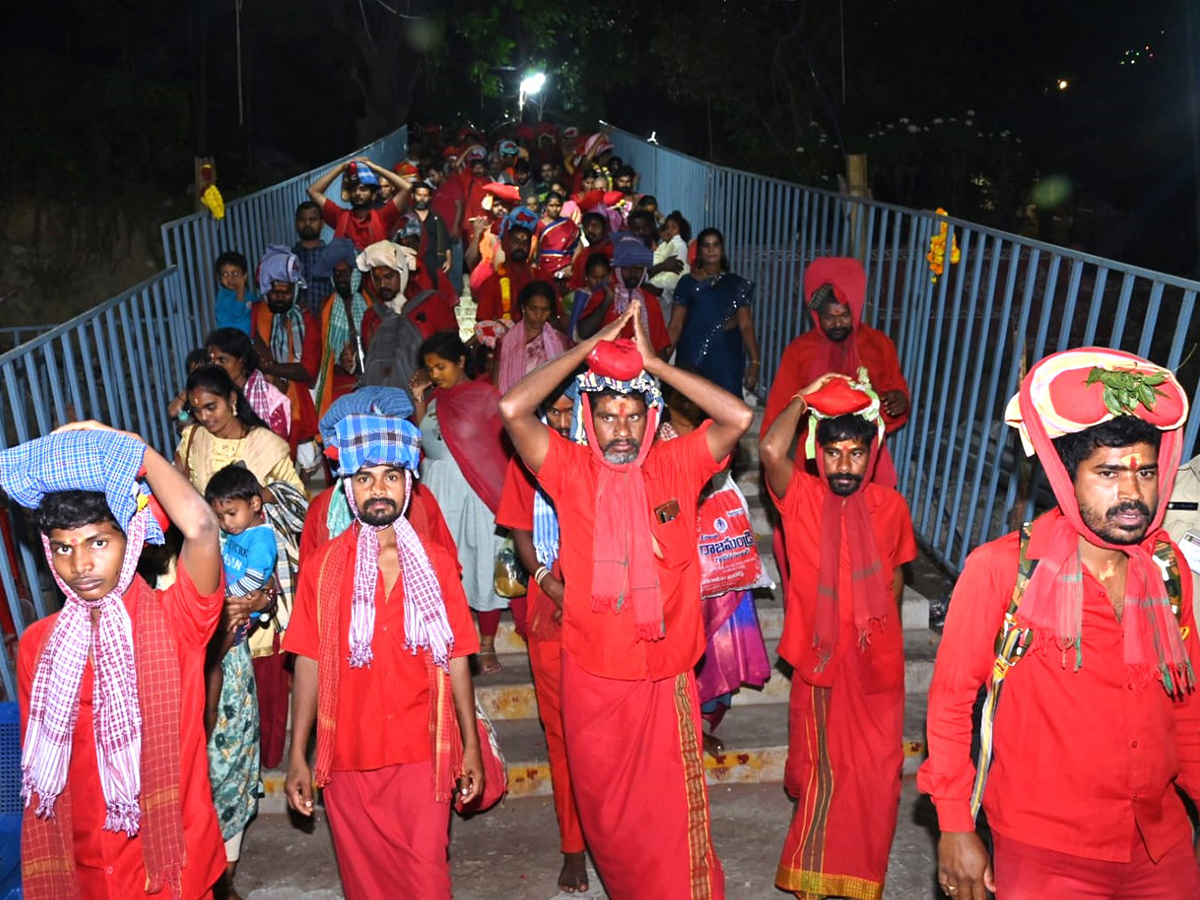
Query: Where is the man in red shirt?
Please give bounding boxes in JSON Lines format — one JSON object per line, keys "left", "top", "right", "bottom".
{"left": 473, "top": 224, "right": 535, "bottom": 323}
{"left": 10, "top": 425, "right": 225, "bottom": 899}
{"left": 920, "top": 348, "right": 1200, "bottom": 900}
{"left": 499, "top": 300, "right": 753, "bottom": 899}
{"left": 760, "top": 373, "right": 917, "bottom": 899}
{"left": 576, "top": 232, "right": 671, "bottom": 356}
{"left": 251, "top": 246, "right": 322, "bottom": 459}
{"left": 495, "top": 381, "right": 589, "bottom": 895}
{"left": 567, "top": 212, "right": 613, "bottom": 291}
{"left": 307, "top": 156, "right": 410, "bottom": 251}
{"left": 762, "top": 257, "right": 910, "bottom": 478}
{"left": 283, "top": 408, "right": 482, "bottom": 900}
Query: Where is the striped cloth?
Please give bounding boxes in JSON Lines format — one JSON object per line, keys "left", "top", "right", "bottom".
{"left": 326, "top": 414, "right": 454, "bottom": 672}
{"left": 318, "top": 387, "right": 415, "bottom": 446}
{"left": 532, "top": 383, "right": 578, "bottom": 567}
{"left": 0, "top": 430, "right": 164, "bottom": 545}
{"left": 0, "top": 431, "right": 165, "bottom": 839}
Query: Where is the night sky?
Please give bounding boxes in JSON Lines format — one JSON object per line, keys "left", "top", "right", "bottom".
{"left": 3, "top": 0, "right": 1198, "bottom": 274}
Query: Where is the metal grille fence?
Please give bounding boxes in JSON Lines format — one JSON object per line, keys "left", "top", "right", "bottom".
{"left": 0, "top": 127, "right": 408, "bottom": 700}
{"left": 609, "top": 126, "right": 1200, "bottom": 578}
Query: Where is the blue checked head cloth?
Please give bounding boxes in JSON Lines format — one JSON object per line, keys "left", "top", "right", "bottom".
{"left": 570, "top": 370, "right": 663, "bottom": 445}
{"left": 329, "top": 414, "right": 422, "bottom": 477}
{"left": 257, "top": 244, "right": 306, "bottom": 296}
{"left": 0, "top": 430, "right": 165, "bottom": 545}
{"left": 319, "top": 387, "right": 415, "bottom": 441}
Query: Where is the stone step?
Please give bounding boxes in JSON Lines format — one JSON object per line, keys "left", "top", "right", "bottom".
{"left": 256, "top": 638, "right": 938, "bottom": 815}
{"left": 477, "top": 629, "right": 940, "bottom": 721}
{"left": 498, "top": 690, "right": 930, "bottom": 800}
{"left": 258, "top": 694, "right": 931, "bottom": 812}
{"left": 486, "top": 587, "right": 931, "bottom": 655}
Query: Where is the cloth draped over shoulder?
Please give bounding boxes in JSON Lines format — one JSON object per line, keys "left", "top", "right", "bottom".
{"left": 497, "top": 321, "right": 569, "bottom": 395}
{"left": 431, "top": 380, "right": 509, "bottom": 514}
{"left": 1002, "top": 348, "right": 1192, "bottom": 693}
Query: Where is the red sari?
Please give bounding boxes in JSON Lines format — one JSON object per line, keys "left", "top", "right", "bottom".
{"left": 535, "top": 216, "right": 580, "bottom": 282}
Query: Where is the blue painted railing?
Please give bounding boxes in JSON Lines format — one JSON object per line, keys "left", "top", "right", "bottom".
{"left": 610, "top": 126, "right": 1200, "bottom": 577}
{"left": 0, "top": 126, "right": 408, "bottom": 700}
{"left": 162, "top": 128, "right": 409, "bottom": 365}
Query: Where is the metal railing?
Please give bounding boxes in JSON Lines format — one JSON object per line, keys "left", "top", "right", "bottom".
{"left": 0, "top": 126, "right": 408, "bottom": 700}
{"left": 0, "top": 325, "right": 56, "bottom": 351}
{"left": 162, "top": 128, "right": 409, "bottom": 356}
{"left": 610, "top": 126, "right": 1200, "bottom": 577}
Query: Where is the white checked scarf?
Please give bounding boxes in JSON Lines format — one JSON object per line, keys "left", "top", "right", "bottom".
{"left": 343, "top": 471, "right": 455, "bottom": 671}
{"left": 23, "top": 508, "right": 150, "bottom": 834}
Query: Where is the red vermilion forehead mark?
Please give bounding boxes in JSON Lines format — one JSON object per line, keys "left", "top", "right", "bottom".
{"left": 1120, "top": 452, "right": 1142, "bottom": 470}
{"left": 826, "top": 440, "right": 862, "bottom": 452}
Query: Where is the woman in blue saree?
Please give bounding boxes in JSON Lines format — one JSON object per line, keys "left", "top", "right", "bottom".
{"left": 668, "top": 227, "right": 762, "bottom": 396}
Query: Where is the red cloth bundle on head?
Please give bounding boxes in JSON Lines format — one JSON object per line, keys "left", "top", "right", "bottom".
{"left": 483, "top": 182, "right": 520, "bottom": 206}
{"left": 1004, "top": 347, "right": 1192, "bottom": 691}
{"left": 587, "top": 338, "right": 644, "bottom": 381}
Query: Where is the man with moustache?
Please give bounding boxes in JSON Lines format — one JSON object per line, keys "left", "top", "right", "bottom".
{"left": 410, "top": 181, "right": 453, "bottom": 289}
{"left": 762, "top": 258, "right": 909, "bottom": 474}
{"left": 500, "top": 301, "right": 753, "bottom": 898}
{"left": 292, "top": 201, "right": 332, "bottom": 314}
{"left": 307, "top": 156, "right": 410, "bottom": 251}
{"left": 920, "top": 349, "right": 1200, "bottom": 900}
{"left": 252, "top": 245, "right": 322, "bottom": 457}
{"left": 760, "top": 373, "right": 917, "bottom": 900}
{"left": 283, "top": 405, "right": 482, "bottom": 900}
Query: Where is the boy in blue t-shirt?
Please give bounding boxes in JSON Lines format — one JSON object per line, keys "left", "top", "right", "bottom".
{"left": 203, "top": 464, "right": 277, "bottom": 734}
{"left": 213, "top": 250, "right": 259, "bottom": 335}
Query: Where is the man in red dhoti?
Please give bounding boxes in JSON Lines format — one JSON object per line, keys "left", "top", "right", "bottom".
{"left": 920, "top": 348, "right": 1200, "bottom": 900}
{"left": 8, "top": 425, "right": 226, "bottom": 899}
{"left": 761, "top": 373, "right": 917, "bottom": 900}
{"left": 496, "top": 379, "right": 589, "bottom": 894}
{"left": 500, "top": 299, "right": 753, "bottom": 899}
{"left": 283, "top": 405, "right": 483, "bottom": 900}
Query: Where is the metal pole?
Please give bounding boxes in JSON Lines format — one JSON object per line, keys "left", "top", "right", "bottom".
{"left": 1185, "top": 0, "right": 1200, "bottom": 274}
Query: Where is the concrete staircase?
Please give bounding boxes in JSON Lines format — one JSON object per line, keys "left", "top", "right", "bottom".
{"left": 260, "top": 408, "right": 939, "bottom": 813}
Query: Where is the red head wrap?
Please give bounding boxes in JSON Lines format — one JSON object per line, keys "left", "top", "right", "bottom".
{"left": 1004, "top": 348, "right": 1192, "bottom": 691}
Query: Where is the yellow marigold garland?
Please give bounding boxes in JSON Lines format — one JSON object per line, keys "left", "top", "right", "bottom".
{"left": 927, "top": 208, "right": 960, "bottom": 282}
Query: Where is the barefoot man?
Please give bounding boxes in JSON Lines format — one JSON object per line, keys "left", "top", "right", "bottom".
{"left": 499, "top": 299, "right": 752, "bottom": 898}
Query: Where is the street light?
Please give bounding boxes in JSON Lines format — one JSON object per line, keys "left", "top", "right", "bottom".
{"left": 519, "top": 71, "right": 547, "bottom": 120}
